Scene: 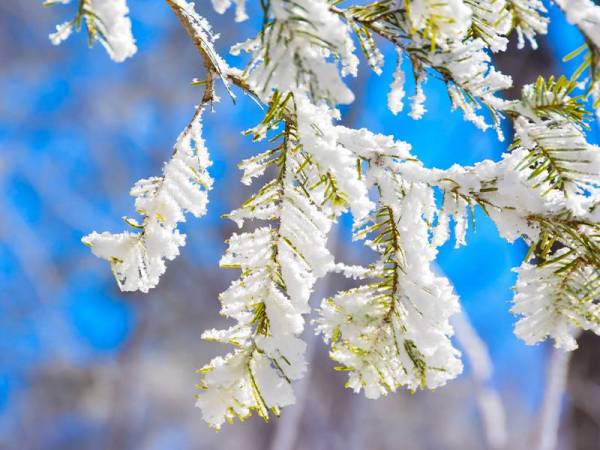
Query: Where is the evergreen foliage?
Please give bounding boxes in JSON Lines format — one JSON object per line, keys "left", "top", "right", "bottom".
{"left": 45, "top": 0, "right": 600, "bottom": 429}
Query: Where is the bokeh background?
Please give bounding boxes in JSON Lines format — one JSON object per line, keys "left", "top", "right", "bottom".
{"left": 1, "top": 1, "right": 600, "bottom": 449}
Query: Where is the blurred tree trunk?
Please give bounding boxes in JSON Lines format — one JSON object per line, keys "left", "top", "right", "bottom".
{"left": 567, "top": 332, "right": 600, "bottom": 450}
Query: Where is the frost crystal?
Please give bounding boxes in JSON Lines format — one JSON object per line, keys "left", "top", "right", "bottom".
{"left": 387, "top": 49, "right": 406, "bottom": 115}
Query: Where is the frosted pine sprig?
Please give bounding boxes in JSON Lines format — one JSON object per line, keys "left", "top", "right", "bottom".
{"left": 196, "top": 93, "right": 336, "bottom": 429}
{"left": 317, "top": 140, "right": 463, "bottom": 397}
{"left": 82, "top": 105, "right": 213, "bottom": 292}
{"left": 47, "top": 0, "right": 137, "bottom": 62}
{"left": 512, "top": 248, "right": 600, "bottom": 351}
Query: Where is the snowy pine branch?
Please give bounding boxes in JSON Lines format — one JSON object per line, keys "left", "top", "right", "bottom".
{"left": 466, "top": 0, "right": 512, "bottom": 53}
{"left": 317, "top": 146, "right": 463, "bottom": 397}
{"left": 196, "top": 92, "right": 337, "bottom": 429}
{"left": 165, "top": 0, "right": 235, "bottom": 101}
{"left": 43, "top": 0, "right": 600, "bottom": 431}
{"left": 82, "top": 103, "right": 213, "bottom": 292}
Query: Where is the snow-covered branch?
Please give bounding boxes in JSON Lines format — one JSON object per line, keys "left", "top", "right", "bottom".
{"left": 82, "top": 103, "right": 213, "bottom": 292}
{"left": 43, "top": 0, "right": 600, "bottom": 431}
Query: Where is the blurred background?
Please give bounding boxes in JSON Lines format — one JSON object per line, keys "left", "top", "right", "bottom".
{"left": 1, "top": 1, "right": 599, "bottom": 449}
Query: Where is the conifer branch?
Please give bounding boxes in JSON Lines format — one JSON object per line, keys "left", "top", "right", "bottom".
{"left": 196, "top": 93, "right": 339, "bottom": 429}
{"left": 43, "top": 0, "right": 600, "bottom": 431}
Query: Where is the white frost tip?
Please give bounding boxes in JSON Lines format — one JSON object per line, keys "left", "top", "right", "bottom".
{"left": 49, "top": 21, "right": 73, "bottom": 45}
{"left": 49, "top": 0, "right": 137, "bottom": 62}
